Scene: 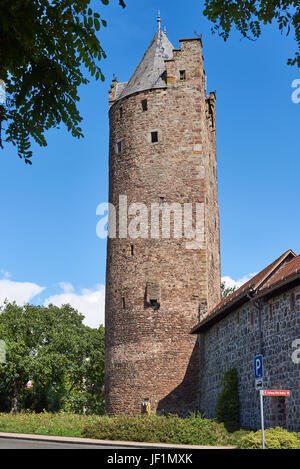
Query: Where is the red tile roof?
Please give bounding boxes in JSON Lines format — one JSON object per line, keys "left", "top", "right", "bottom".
{"left": 260, "top": 254, "right": 300, "bottom": 290}
{"left": 192, "top": 249, "right": 298, "bottom": 333}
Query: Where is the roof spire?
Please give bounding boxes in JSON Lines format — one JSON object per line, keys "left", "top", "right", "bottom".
{"left": 157, "top": 10, "right": 161, "bottom": 30}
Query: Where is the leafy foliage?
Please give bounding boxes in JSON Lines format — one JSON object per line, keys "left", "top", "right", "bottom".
{"left": 0, "top": 302, "right": 105, "bottom": 414}
{"left": 215, "top": 368, "right": 240, "bottom": 432}
{"left": 203, "top": 1, "right": 300, "bottom": 67}
{"left": 82, "top": 413, "right": 233, "bottom": 446}
{"left": 221, "top": 281, "right": 236, "bottom": 300}
{"left": 0, "top": 0, "right": 125, "bottom": 163}
{"left": 238, "top": 426, "right": 300, "bottom": 449}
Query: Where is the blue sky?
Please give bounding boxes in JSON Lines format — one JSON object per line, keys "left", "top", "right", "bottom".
{"left": 0, "top": 0, "right": 299, "bottom": 327}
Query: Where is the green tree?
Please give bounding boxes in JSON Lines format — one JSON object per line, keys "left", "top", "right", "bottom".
{"left": 0, "top": 302, "right": 105, "bottom": 414}
{"left": 221, "top": 281, "right": 236, "bottom": 300}
{"left": 215, "top": 368, "right": 240, "bottom": 432}
{"left": 65, "top": 325, "right": 105, "bottom": 414}
{"left": 0, "top": 303, "right": 40, "bottom": 413}
{"left": 0, "top": 0, "right": 125, "bottom": 163}
{"left": 203, "top": 1, "right": 300, "bottom": 67}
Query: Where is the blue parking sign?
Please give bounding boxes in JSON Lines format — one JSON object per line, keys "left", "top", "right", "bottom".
{"left": 254, "top": 355, "right": 263, "bottom": 379}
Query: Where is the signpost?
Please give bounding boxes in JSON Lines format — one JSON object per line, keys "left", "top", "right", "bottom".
{"left": 254, "top": 355, "right": 265, "bottom": 449}
{"left": 255, "top": 378, "right": 263, "bottom": 391}
{"left": 259, "top": 390, "right": 265, "bottom": 449}
{"left": 254, "top": 354, "right": 263, "bottom": 379}
{"left": 254, "top": 355, "right": 290, "bottom": 449}
{"left": 262, "top": 390, "right": 290, "bottom": 397}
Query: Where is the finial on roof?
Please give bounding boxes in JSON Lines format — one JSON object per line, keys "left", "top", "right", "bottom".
{"left": 157, "top": 10, "right": 161, "bottom": 30}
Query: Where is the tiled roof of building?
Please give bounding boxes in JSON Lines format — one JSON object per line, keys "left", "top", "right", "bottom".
{"left": 260, "top": 254, "right": 300, "bottom": 290}
{"left": 118, "top": 26, "right": 174, "bottom": 100}
{"left": 192, "top": 249, "right": 298, "bottom": 333}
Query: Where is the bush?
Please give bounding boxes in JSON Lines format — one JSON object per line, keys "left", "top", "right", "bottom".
{"left": 238, "top": 427, "right": 300, "bottom": 449}
{"left": 215, "top": 368, "right": 240, "bottom": 432}
{"left": 82, "top": 413, "right": 233, "bottom": 446}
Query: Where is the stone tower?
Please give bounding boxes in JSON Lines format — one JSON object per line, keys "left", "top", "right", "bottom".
{"left": 105, "top": 18, "right": 221, "bottom": 416}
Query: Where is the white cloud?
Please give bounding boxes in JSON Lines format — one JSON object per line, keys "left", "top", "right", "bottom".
{"left": 0, "top": 269, "right": 105, "bottom": 329}
{"left": 58, "top": 282, "right": 74, "bottom": 294}
{"left": 222, "top": 272, "right": 257, "bottom": 290}
{"left": 44, "top": 283, "right": 105, "bottom": 329}
{"left": 0, "top": 278, "right": 45, "bottom": 305}
{"left": 0, "top": 269, "right": 11, "bottom": 279}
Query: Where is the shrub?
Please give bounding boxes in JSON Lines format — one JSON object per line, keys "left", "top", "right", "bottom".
{"left": 214, "top": 368, "right": 240, "bottom": 432}
{"left": 82, "top": 413, "right": 232, "bottom": 446}
{"left": 238, "top": 427, "right": 300, "bottom": 449}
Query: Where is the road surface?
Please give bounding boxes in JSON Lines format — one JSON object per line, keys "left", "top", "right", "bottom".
{"left": 0, "top": 437, "right": 133, "bottom": 449}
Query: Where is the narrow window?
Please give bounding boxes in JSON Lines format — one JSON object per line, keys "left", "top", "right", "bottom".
{"left": 119, "top": 106, "right": 123, "bottom": 118}
{"left": 117, "top": 140, "right": 123, "bottom": 154}
{"left": 237, "top": 311, "right": 240, "bottom": 326}
{"left": 290, "top": 291, "right": 295, "bottom": 311}
{"left": 250, "top": 310, "right": 254, "bottom": 328}
{"left": 159, "top": 197, "right": 165, "bottom": 208}
{"left": 180, "top": 70, "right": 186, "bottom": 81}
{"left": 130, "top": 244, "right": 134, "bottom": 256}
{"left": 151, "top": 131, "right": 158, "bottom": 143}
{"left": 269, "top": 303, "right": 273, "bottom": 320}
{"left": 122, "top": 297, "right": 126, "bottom": 310}
{"left": 142, "top": 99, "right": 148, "bottom": 111}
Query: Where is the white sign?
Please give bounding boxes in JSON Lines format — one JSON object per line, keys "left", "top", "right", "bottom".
{"left": 255, "top": 378, "right": 263, "bottom": 391}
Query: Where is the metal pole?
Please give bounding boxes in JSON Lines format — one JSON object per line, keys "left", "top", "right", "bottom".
{"left": 260, "top": 390, "right": 265, "bottom": 449}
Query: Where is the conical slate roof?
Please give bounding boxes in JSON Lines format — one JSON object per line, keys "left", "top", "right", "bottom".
{"left": 118, "top": 26, "right": 174, "bottom": 100}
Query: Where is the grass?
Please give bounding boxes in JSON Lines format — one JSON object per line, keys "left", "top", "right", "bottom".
{"left": 0, "top": 411, "right": 246, "bottom": 446}
{"left": 0, "top": 411, "right": 98, "bottom": 438}
{"left": 0, "top": 412, "right": 298, "bottom": 449}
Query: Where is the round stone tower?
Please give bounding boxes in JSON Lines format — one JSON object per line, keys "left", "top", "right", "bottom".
{"left": 105, "top": 18, "right": 221, "bottom": 416}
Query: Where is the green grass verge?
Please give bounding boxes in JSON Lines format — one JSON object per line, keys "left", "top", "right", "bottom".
{"left": 0, "top": 412, "right": 298, "bottom": 449}
{"left": 0, "top": 411, "right": 99, "bottom": 438}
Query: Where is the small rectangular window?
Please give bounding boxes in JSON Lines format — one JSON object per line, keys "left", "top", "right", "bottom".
{"left": 159, "top": 197, "right": 165, "bottom": 208}
{"left": 130, "top": 244, "right": 134, "bottom": 256}
{"left": 269, "top": 303, "right": 273, "bottom": 320}
{"left": 250, "top": 310, "right": 254, "bottom": 328}
{"left": 117, "top": 140, "right": 123, "bottom": 154}
{"left": 119, "top": 106, "right": 123, "bottom": 118}
{"left": 290, "top": 291, "right": 295, "bottom": 311}
{"left": 142, "top": 99, "right": 148, "bottom": 111}
{"left": 122, "top": 297, "right": 126, "bottom": 310}
{"left": 180, "top": 70, "right": 186, "bottom": 81}
{"left": 151, "top": 131, "right": 158, "bottom": 143}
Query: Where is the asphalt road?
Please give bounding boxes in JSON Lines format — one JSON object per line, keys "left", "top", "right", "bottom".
{"left": 0, "top": 437, "right": 133, "bottom": 449}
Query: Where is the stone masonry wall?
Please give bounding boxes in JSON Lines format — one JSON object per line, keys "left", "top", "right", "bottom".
{"left": 105, "top": 38, "right": 221, "bottom": 416}
{"left": 199, "top": 286, "right": 300, "bottom": 431}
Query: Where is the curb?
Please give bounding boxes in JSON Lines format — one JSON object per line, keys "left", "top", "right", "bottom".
{"left": 0, "top": 432, "right": 235, "bottom": 449}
